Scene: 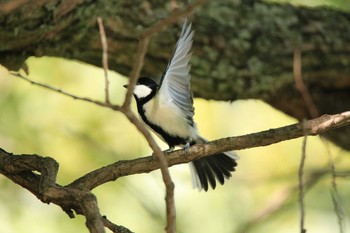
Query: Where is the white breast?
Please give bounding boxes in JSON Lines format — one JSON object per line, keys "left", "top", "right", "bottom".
{"left": 143, "top": 94, "right": 197, "bottom": 141}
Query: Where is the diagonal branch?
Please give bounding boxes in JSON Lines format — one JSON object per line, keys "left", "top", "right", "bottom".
{"left": 119, "top": 2, "right": 205, "bottom": 228}
{"left": 68, "top": 111, "right": 350, "bottom": 190}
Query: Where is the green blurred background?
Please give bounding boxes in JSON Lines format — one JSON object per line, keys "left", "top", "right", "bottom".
{"left": 1, "top": 1, "right": 350, "bottom": 232}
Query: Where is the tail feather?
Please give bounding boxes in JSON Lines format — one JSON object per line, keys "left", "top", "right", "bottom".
{"left": 214, "top": 152, "right": 237, "bottom": 174}
{"left": 204, "top": 156, "right": 225, "bottom": 184}
{"left": 189, "top": 137, "right": 238, "bottom": 191}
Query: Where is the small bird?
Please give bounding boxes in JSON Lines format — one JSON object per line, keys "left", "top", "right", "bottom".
{"left": 125, "top": 20, "right": 238, "bottom": 191}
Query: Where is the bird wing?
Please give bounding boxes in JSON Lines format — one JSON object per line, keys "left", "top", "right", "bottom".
{"left": 158, "top": 20, "right": 195, "bottom": 120}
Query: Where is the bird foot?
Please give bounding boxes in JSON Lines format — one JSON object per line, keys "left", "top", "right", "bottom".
{"left": 183, "top": 142, "right": 190, "bottom": 152}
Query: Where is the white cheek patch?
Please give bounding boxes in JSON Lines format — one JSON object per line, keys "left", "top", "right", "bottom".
{"left": 133, "top": 85, "right": 152, "bottom": 99}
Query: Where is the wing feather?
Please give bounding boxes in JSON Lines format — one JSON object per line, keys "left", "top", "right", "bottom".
{"left": 159, "top": 20, "right": 195, "bottom": 120}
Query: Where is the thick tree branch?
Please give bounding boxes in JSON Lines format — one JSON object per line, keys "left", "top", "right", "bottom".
{"left": 0, "top": 150, "right": 107, "bottom": 232}
{"left": 2, "top": 0, "right": 350, "bottom": 150}
{"left": 65, "top": 111, "right": 349, "bottom": 190}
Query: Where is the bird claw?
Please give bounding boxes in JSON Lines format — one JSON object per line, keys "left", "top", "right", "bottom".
{"left": 183, "top": 142, "right": 190, "bottom": 152}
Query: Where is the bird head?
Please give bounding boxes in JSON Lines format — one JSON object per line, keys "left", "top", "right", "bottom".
{"left": 123, "top": 77, "right": 158, "bottom": 101}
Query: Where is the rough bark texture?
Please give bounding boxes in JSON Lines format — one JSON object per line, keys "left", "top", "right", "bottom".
{"left": 0, "top": 0, "right": 349, "bottom": 149}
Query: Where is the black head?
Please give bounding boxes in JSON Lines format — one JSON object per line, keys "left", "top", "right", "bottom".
{"left": 126, "top": 77, "right": 158, "bottom": 103}
{"left": 136, "top": 77, "right": 158, "bottom": 89}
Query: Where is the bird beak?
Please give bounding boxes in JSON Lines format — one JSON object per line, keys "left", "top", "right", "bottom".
{"left": 123, "top": 84, "right": 128, "bottom": 88}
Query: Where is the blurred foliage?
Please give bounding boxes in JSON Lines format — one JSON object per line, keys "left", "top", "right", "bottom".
{"left": 1, "top": 1, "right": 350, "bottom": 232}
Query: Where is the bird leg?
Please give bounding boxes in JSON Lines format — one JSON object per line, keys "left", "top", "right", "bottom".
{"left": 183, "top": 142, "right": 190, "bottom": 152}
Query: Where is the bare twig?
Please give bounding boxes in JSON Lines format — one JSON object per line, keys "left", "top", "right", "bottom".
{"left": 298, "top": 133, "right": 307, "bottom": 233}
{"left": 121, "top": 108, "right": 176, "bottom": 233}
{"left": 10, "top": 72, "right": 120, "bottom": 110}
{"left": 97, "top": 17, "right": 110, "bottom": 104}
{"left": 293, "top": 48, "right": 346, "bottom": 233}
{"left": 293, "top": 49, "right": 319, "bottom": 118}
{"left": 102, "top": 216, "right": 134, "bottom": 233}
{"left": 121, "top": 2, "right": 205, "bottom": 232}
{"left": 323, "top": 139, "right": 345, "bottom": 233}
{"left": 67, "top": 111, "right": 350, "bottom": 190}
{"left": 293, "top": 49, "right": 318, "bottom": 233}
{"left": 122, "top": 38, "right": 150, "bottom": 109}
{"left": 331, "top": 184, "right": 345, "bottom": 233}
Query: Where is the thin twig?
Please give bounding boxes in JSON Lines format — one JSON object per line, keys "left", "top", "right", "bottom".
{"left": 121, "top": 109, "right": 176, "bottom": 233}
{"left": 8, "top": 71, "right": 350, "bottom": 163}
{"left": 331, "top": 180, "right": 345, "bottom": 233}
{"left": 293, "top": 48, "right": 318, "bottom": 233}
{"left": 298, "top": 132, "right": 308, "bottom": 233}
{"left": 293, "top": 49, "right": 319, "bottom": 118}
{"left": 122, "top": 38, "right": 150, "bottom": 109}
{"left": 121, "top": 2, "right": 205, "bottom": 232}
{"left": 102, "top": 216, "right": 134, "bottom": 233}
{"left": 10, "top": 72, "right": 120, "bottom": 111}
{"left": 97, "top": 17, "right": 110, "bottom": 104}
{"left": 323, "top": 139, "right": 345, "bottom": 233}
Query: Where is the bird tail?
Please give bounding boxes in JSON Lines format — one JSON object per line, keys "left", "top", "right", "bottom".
{"left": 189, "top": 137, "right": 238, "bottom": 192}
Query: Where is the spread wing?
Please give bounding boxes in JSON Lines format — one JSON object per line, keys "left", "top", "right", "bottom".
{"left": 158, "top": 20, "right": 195, "bottom": 120}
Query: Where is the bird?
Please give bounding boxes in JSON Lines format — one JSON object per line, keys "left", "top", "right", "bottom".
{"left": 124, "top": 20, "right": 238, "bottom": 191}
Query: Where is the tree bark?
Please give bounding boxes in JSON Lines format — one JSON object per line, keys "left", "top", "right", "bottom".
{"left": 1, "top": 0, "right": 349, "bottom": 149}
